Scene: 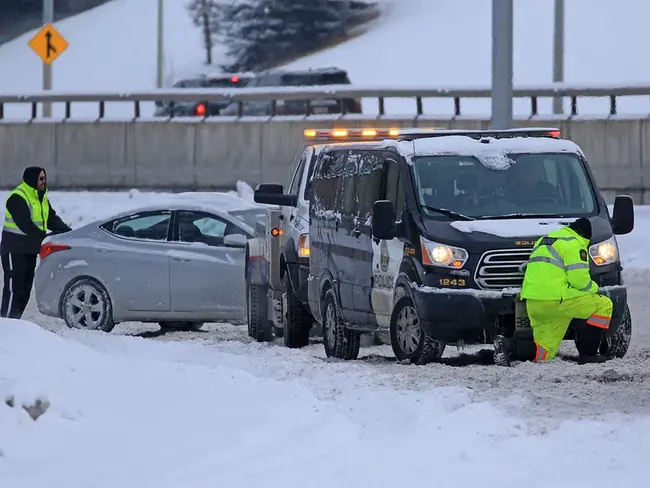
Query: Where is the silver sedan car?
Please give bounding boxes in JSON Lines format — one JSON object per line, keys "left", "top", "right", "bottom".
{"left": 35, "top": 202, "right": 266, "bottom": 333}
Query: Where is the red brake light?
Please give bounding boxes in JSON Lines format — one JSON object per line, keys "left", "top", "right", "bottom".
{"left": 195, "top": 103, "right": 206, "bottom": 116}
{"left": 40, "top": 243, "right": 71, "bottom": 259}
{"left": 230, "top": 75, "right": 240, "bottom": 83}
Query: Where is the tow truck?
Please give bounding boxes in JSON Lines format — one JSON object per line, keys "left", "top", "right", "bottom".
{"left": 245, "top": 127, "right": 421, "bottom": 347}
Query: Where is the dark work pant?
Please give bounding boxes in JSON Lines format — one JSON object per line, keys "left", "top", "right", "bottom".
{"left": 1, "top": 253, "right": 37, "bottom": 320}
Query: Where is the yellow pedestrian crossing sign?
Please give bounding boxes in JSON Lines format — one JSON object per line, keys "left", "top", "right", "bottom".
{"left": 28, "top": 24, "right": 68, "bottom": 64}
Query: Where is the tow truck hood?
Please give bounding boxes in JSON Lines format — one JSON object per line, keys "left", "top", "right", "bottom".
{"left": 421, "top": 215, "right": 612, "bottom": 252}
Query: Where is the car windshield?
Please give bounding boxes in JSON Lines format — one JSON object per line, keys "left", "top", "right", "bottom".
{"left": 229, "top": 208, "right": 266, "bottom": 228}
{"left": 411, "top": 152, "right": 598, "bottom": 220}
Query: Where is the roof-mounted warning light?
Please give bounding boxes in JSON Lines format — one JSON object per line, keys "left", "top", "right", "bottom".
{"left": 302, "top": 127, "right": 441, "bottom": 142}
{"left": 395, "top": 127, "right": 562, "bottom": 141}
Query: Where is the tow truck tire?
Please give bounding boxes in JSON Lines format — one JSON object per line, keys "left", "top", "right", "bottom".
{"left": 246, "top": 277, "right": 273, "bottom": 343}
{"left": 282, "top": 273, "right": 310, "bottom": 349}
{"left": 322, "top": 289, "right": 360, "bottom": 360}
{"left": 575, "top": 304, "right": 632, "bottom": 359}
{"left": 390, "top": 296, "right": 445, "bottom": 365}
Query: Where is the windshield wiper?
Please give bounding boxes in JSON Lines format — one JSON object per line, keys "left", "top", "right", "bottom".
{"left": 478, "top": 213, "right": 567, "bottom": 220}
{"left": 422, "top": 206, "right": 475, "bottom": 221}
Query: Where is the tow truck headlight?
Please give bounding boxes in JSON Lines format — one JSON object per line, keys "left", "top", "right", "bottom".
{"left": 420, "top": 237, "right": 468, "bottom": 269}
{"left": 589, "top": 236, "right": 619, "bottom": 266}
{"left": 298, "top": 233, "right": 310, "bottom": 258}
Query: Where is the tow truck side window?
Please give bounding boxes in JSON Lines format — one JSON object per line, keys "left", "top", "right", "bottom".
{"left": 289, "top": 149, "right": 308, "bottom": 195}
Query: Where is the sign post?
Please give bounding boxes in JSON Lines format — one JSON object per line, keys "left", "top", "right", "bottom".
{"left": 28, "top": 1, "right": 69, "bottom": 117}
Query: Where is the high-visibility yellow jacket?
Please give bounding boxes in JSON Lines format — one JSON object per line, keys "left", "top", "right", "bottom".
{"left": 3, "top": 182, "right": 50, "bottom": 234}
{"left": 520, "top": 226, "right": 598, "bottom": 301}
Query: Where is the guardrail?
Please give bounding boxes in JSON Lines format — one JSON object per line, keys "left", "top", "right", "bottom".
{"left": 1, "top": 82, "right": 650, "bottom": 119}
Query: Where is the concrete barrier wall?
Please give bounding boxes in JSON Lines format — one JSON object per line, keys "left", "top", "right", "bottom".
{"left": 0, "top": 118, "right": 648, "bottom": 203}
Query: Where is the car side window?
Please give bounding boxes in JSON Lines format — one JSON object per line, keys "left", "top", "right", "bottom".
{"left": 176, "top": 211, "right": 240, "bottom": 247}
{"left": 384, "top": 159, "right": 405, "bottom": 221}
{"left": 108, "top": 211, "right": 171, "bottom": 241}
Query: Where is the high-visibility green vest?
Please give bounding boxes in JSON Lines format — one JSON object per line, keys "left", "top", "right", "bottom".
{"left": 521, "top": 226, "right": 598, "bottom": 301}
{"left": 3, "top": 182, "right": 50, "bottom": 235}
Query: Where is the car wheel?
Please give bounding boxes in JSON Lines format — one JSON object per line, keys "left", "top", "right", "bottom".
{"left": 282, "top": 273, "right": 311, "bottom": 348}
{"left": 61, "top": 278, "right": 115, "bottom": 333}
{"left": 246, "top": 275, "right": 273, "bottom": 342}
{"left": 576, "top": 304, "right": 632, "bottom": 359}
{"left": 390, "top": 296, "right": 445, "bottom": 365}
{"left": 322, "top": 288, "right": 360, "bottom": 360}
{"left": 158, "top": 321, "right": 204, "bottom": 332}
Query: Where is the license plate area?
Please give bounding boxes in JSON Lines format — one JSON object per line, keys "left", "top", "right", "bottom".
{"left": 515, "top": 296, "right": 531, "bottom": 330}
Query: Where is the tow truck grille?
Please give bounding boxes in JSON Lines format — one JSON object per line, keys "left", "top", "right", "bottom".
{"left": 475, "top": 248, "right": 533, "bottom": 290}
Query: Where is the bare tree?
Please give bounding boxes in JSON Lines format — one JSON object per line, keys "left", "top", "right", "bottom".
{"left": 187, "top": 0, "right": 223, "bottom": 65}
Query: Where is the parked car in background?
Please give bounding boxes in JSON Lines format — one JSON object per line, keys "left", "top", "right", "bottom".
{"left": 219, "top": 67, "right": 363, "bottom": 116}
{"left": 35, "top": 202, "right": 266, "bottom": 333}
{"left": 154, "top": 72, "right": 253, "bottom": 117}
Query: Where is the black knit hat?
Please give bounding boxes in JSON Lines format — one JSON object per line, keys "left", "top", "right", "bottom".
{"left": 22, "top": 166, "right": 46, "bottom": 190}
{"left": 568, "top": 217, "right": 592, "bottom": 240}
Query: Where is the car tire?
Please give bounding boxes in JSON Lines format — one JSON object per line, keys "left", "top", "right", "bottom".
{"left": 158, "top": 321, "right": 204, "bottom": 332}
{"left": 246, "top": 276, "right": 273, "bottom": 342}
{"left": 322, "top": 288, "right": 360, "bottom": 360}
{"left": 282, "top": 273, "right": 311, "bottom": 349}
{"left": 575, "top": 304, "right": 632, "bottom": 359}
{"left": 390, "top": 296, "right": 445, "bottom": 365}
{"left": 61, "top": 278, "right": 115, "bottom": 333}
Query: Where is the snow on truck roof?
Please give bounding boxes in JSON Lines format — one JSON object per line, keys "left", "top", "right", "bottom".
{"left": 396, "top": 134, "right": 584, "bottom": 159}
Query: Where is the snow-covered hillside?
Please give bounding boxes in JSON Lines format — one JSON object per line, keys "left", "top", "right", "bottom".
{"left": 2, "top": 0, "right": 650, "bottom": 118}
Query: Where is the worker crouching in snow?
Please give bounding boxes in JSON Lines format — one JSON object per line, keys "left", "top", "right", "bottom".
{"left": 521, "top": 217, "right": 612, "bottom": 364}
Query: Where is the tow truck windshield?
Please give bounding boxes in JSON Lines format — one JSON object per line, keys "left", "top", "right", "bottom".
{"left": 411, "top": 152, "right": 598, "bottom": 220}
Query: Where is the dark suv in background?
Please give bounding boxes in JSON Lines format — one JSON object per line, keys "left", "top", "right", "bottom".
{"left": 154, "top": 72, "right": 253, "bottom": 117}
{"left": 220, "top": 67, "right": 363, "bottom": 116}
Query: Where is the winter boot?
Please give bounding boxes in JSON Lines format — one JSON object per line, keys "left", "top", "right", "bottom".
{"left": 578, "top": 354, "right": 612, "bottom": 365}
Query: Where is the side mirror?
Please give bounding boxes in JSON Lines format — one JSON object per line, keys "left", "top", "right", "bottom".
{"left": 372, "top": 200, "right": 396, "bottom": 240}
{"left": 612, "top": 195, "right": 634, "bottom": 235}
{"left": 223, "top": 233, "right": 247, "bottom": 247}
{"left": 254, "top": 183, "right": 297, "bottom": 207}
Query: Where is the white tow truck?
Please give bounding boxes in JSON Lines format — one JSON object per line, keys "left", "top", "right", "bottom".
{"left": 245, "top": 133, "right": 322, "bottom": 347}
{"left": 245, "top": 127, "right": 408, "bottom": 347}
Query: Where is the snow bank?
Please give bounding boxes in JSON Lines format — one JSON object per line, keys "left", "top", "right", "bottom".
{"left": 8, "top": 320, "right": 650, "bottom": 487}
{"left": 0, "top": 318, "right": 361, "bottom": 486}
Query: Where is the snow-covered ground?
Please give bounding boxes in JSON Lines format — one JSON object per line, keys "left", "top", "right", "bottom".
{"left": 1, "top": 188, "right": 650, "bottom": 486}
{"left": 2, "top": 0, "right": 650, "bottom": 118}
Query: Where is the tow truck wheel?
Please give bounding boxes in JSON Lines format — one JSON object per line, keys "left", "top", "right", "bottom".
{"left": 390, "top": 296, "right": 445, "bottom": 365}
{"left": 281, "top": 273, "right": 310, "bottom": 348}
{"left": 246, "top": 276, "right": 273, "bottom": 342}
{"left": 322, "top": 289, "right": 360, "bottom": 360}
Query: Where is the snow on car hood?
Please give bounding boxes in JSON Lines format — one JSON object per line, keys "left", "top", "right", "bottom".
{"left": 450, "top": 217, "right": 572, "bottom": 238}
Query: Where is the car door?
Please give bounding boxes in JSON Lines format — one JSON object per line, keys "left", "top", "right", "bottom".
{"left": 352, "top": 151, "right": 384, "bottom": 319}
{"left": 96, "top": 210, "right": 172, "bottom": 312}
{"left": 167, "top": 210, "right": 247, "bottom": 317}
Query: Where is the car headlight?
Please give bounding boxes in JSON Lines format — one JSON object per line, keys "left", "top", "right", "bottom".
{"left": 298, "top": 233, "right": 310, "bottom": 258}
{"left": 420, "top": 236, "right": 468, "bottom": 269}
{"left": 589, "top": 236, "right": 619, "bottom": 266}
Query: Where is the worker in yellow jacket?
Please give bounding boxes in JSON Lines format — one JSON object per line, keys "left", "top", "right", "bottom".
{"left": 521, "top": 217, "right": 612, "bottom": 364}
